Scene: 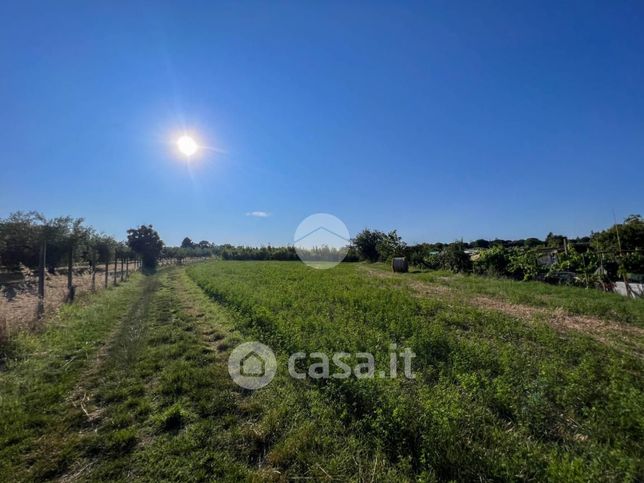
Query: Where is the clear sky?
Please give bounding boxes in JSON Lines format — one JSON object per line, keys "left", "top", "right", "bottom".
{"left": 1, "top": 1, "right": 643, "bottom": 246}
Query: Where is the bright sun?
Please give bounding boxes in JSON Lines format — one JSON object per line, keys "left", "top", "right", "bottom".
{"left": 177, "top": 135, "right": 198, "bottom": 156}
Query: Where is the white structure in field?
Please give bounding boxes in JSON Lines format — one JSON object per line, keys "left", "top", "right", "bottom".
{"left": 614, "top": 282, "right": 644, "bottom": 298}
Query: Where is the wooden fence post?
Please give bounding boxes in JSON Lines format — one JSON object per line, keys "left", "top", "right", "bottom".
{"left": 66, "top": 245, "right": 75, "bottom": 303}
{"left": 37, "top": 238, "right": 46, "bottom": 318}
{"left": 120, "top": 258, "right": 124, "bottom": 282}
{"left": 113, "top": 257, "right": 117, "bottom": 286}
{"left": 91, "top": 256, "right": 96, "bottom": 292}
{"left": 105, "top": 260, "right": 109, "bottom": 288}
{"left": 125, "top": 258, "right": 129, "bottom": 279}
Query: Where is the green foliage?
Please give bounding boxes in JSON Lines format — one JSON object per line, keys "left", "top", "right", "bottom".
{"left": 545, "top": 232, "right": 566, "bottom": 249}
{"left": 180, "top": 237, "right": 194, "bottom": 249}
{"left": 127, "top": 225, "right": 164, "bottom": 269}
{"left": 376, "top": 230, "right": 406, "bottom": 262}
{"left": 217, "top": 244, "right": 299, "bottom": 261}
{"left": 592, "top": 214, "right": 644, "bottom": 253}
{"left": 186, "top": 261, "right": 643, "bottom": 480}
{"left": 0, "top": 212, "right": 95, "bottom": 270}
{"left": 545, "top": 247, "right": 598, "bottom": 286}
{"left": 622, "top": 251, "right": 644, "bottom": 275}
{"left": 438, "top": 243, "right": 472, "bottom": 273}
{"left": 1, "top": 263, "right": 642, "bottom": 480}
{"left": 352, "top": 229, "right": 407, "bottom": 263}
{"left": 352, "top": 229, "right": 384, "bottom": 262}
{"left": 0, "top": 211, "right": 44, "bottom": 268}
{"left": 508, "top": 249, "right": 543, "bottom": 281}
{"left": 92, "top": 235, "right": 116, "bottom": 264}
{"left": 473, "top": 245, "right": 509, "bottom": 276}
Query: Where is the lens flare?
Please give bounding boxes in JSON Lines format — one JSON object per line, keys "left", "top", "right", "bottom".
{"left": 177, "top": 135, "right": 198, "bottom": 156}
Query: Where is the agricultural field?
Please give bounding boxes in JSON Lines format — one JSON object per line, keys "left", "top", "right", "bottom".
{"left": 0, "top": 261, "right": 643, "bottom": 481}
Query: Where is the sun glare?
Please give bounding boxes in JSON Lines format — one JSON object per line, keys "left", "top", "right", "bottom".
{"left": 177, "top": 135, "right": 198, "bottom": 156}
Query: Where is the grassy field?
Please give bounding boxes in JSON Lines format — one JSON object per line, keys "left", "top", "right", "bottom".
{"left": 0, "top": 261, "right": 642, "bottom": 481}
{"left": 382, "top": 264, "right": 644, "bottom": 326}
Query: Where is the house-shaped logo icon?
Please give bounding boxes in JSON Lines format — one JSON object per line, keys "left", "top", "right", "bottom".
{"left": 240, "top": 351, "right": 266, "bottom": 377}
{"left": 228, "top": 341, "right": 277, "bottom": 390}
{"left": 293, "top": 213, "right": 351, "bottom": 269}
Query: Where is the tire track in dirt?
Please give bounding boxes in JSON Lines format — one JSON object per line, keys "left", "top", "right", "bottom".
{"left": 56, "top": 274, "right": 159, "bottom": 482}
{"left": 67, "top": 274, "right": 158, "bottom": 423}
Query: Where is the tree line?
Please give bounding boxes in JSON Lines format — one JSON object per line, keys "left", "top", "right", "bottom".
{"left": 352, "top": 215, "right": 644, "bottom": 286}
{"left": 0, "top": 212, "right": 168, "bottom": 272}
{"left": 3, "top": 211, "right": 641, "bottom": 287}
{"left": 171, "top": 215, "right": 643, "bottom": 286}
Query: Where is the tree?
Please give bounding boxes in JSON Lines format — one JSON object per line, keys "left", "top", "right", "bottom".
{"left": 471, "top": 239, "right": 491, "bottom": 249}
{"left": 181, "top": 237, "right": 195, "bottom": 249}
{"left": 353, "top": 229, "right": 385, "bottom": 262}
{"left": 592, "top": 214, "right": 644, "bottom": 252}
{"left": 545, "top": 232, "right": 565, "bottom": 249}
{"left": 0, "top": 211, "right": 44, "bottom": 269}
{"left": 376, "top": 230, "right": 406, "bottom": 262}
{"left": 127, "top": 225, "right": 164, "bottom": 269}
{"left": 524, "top": 238, "right": 542, "bottom": 248}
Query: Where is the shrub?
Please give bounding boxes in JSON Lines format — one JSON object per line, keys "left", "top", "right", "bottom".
{"left": 439, "top": 244, "right": 472, "bottom": 273}
{"left": 508, "top": 249, "right": 542, "bottom": 281}
{"left": 473, "top": 246, "right": 509, "bottom": 277}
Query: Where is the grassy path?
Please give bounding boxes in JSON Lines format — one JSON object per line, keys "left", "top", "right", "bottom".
{"left": 0, "top": 268, "right": 259, "bottom": 481}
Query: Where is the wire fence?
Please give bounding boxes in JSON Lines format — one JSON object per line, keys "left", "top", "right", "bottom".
{"left": 0, "top": 257, "right": 207, "bottom": 343}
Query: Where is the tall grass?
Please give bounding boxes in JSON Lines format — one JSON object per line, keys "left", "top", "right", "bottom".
{"left": 400, "top": 266, "right": 644, "bottom": 326}
{"left": 188, "top": 261, "right": 643, "bottom": 481}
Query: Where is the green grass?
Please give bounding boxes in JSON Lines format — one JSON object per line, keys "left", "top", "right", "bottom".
{"left": 0, "top": 269, "right": 256, "bottom": 480}
{"left": 369, "top": 262, "right": 644, "bottom": 326}
{"left": 187, "top": 261, "right": 644, "bottom": 481}
{"left": 0, "top": 273, "right": 146, "bottom": 479}
{"left": 1, "top": 261, "right": 642, "bottom": 481}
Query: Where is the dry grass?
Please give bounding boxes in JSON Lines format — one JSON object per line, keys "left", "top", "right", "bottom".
{"left": 361, "top": 265, "right": 644, "bottom": 356}
{"left": 0, "top": 267, "right": 127, "bottom": 341}
{"left": 470, "top": 295, "right": 644, "bottom": 352}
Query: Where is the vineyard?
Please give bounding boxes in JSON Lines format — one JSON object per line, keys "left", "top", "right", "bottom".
{"left": 0, "top": 260, "right": 642, "bottom": 480}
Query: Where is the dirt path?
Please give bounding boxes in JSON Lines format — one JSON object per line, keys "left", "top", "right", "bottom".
{"left": 362, "top": 266, "right": 644, "bottom": 356}
{"left": 57, "top": 274, "right": 160, "bottom": 481}
{"left": 47, "top": 268, "right": 258, "bottom": 481}
{"left": 0, "top": 267, "right": 265, "bottom": 480}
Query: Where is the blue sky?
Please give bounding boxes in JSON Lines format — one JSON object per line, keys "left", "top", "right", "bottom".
{"left": 1, "top": 1, "right": 642, "bottom": 246}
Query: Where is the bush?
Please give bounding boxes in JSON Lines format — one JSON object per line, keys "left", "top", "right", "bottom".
{"left": 508, "top": 249, "right": 542, "bottom": 281}
{"left": 473, "top": 245, "right": 509, "bottom": 277}
{"left": 439, "top": 244, "right": 472, "bottom": 273}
